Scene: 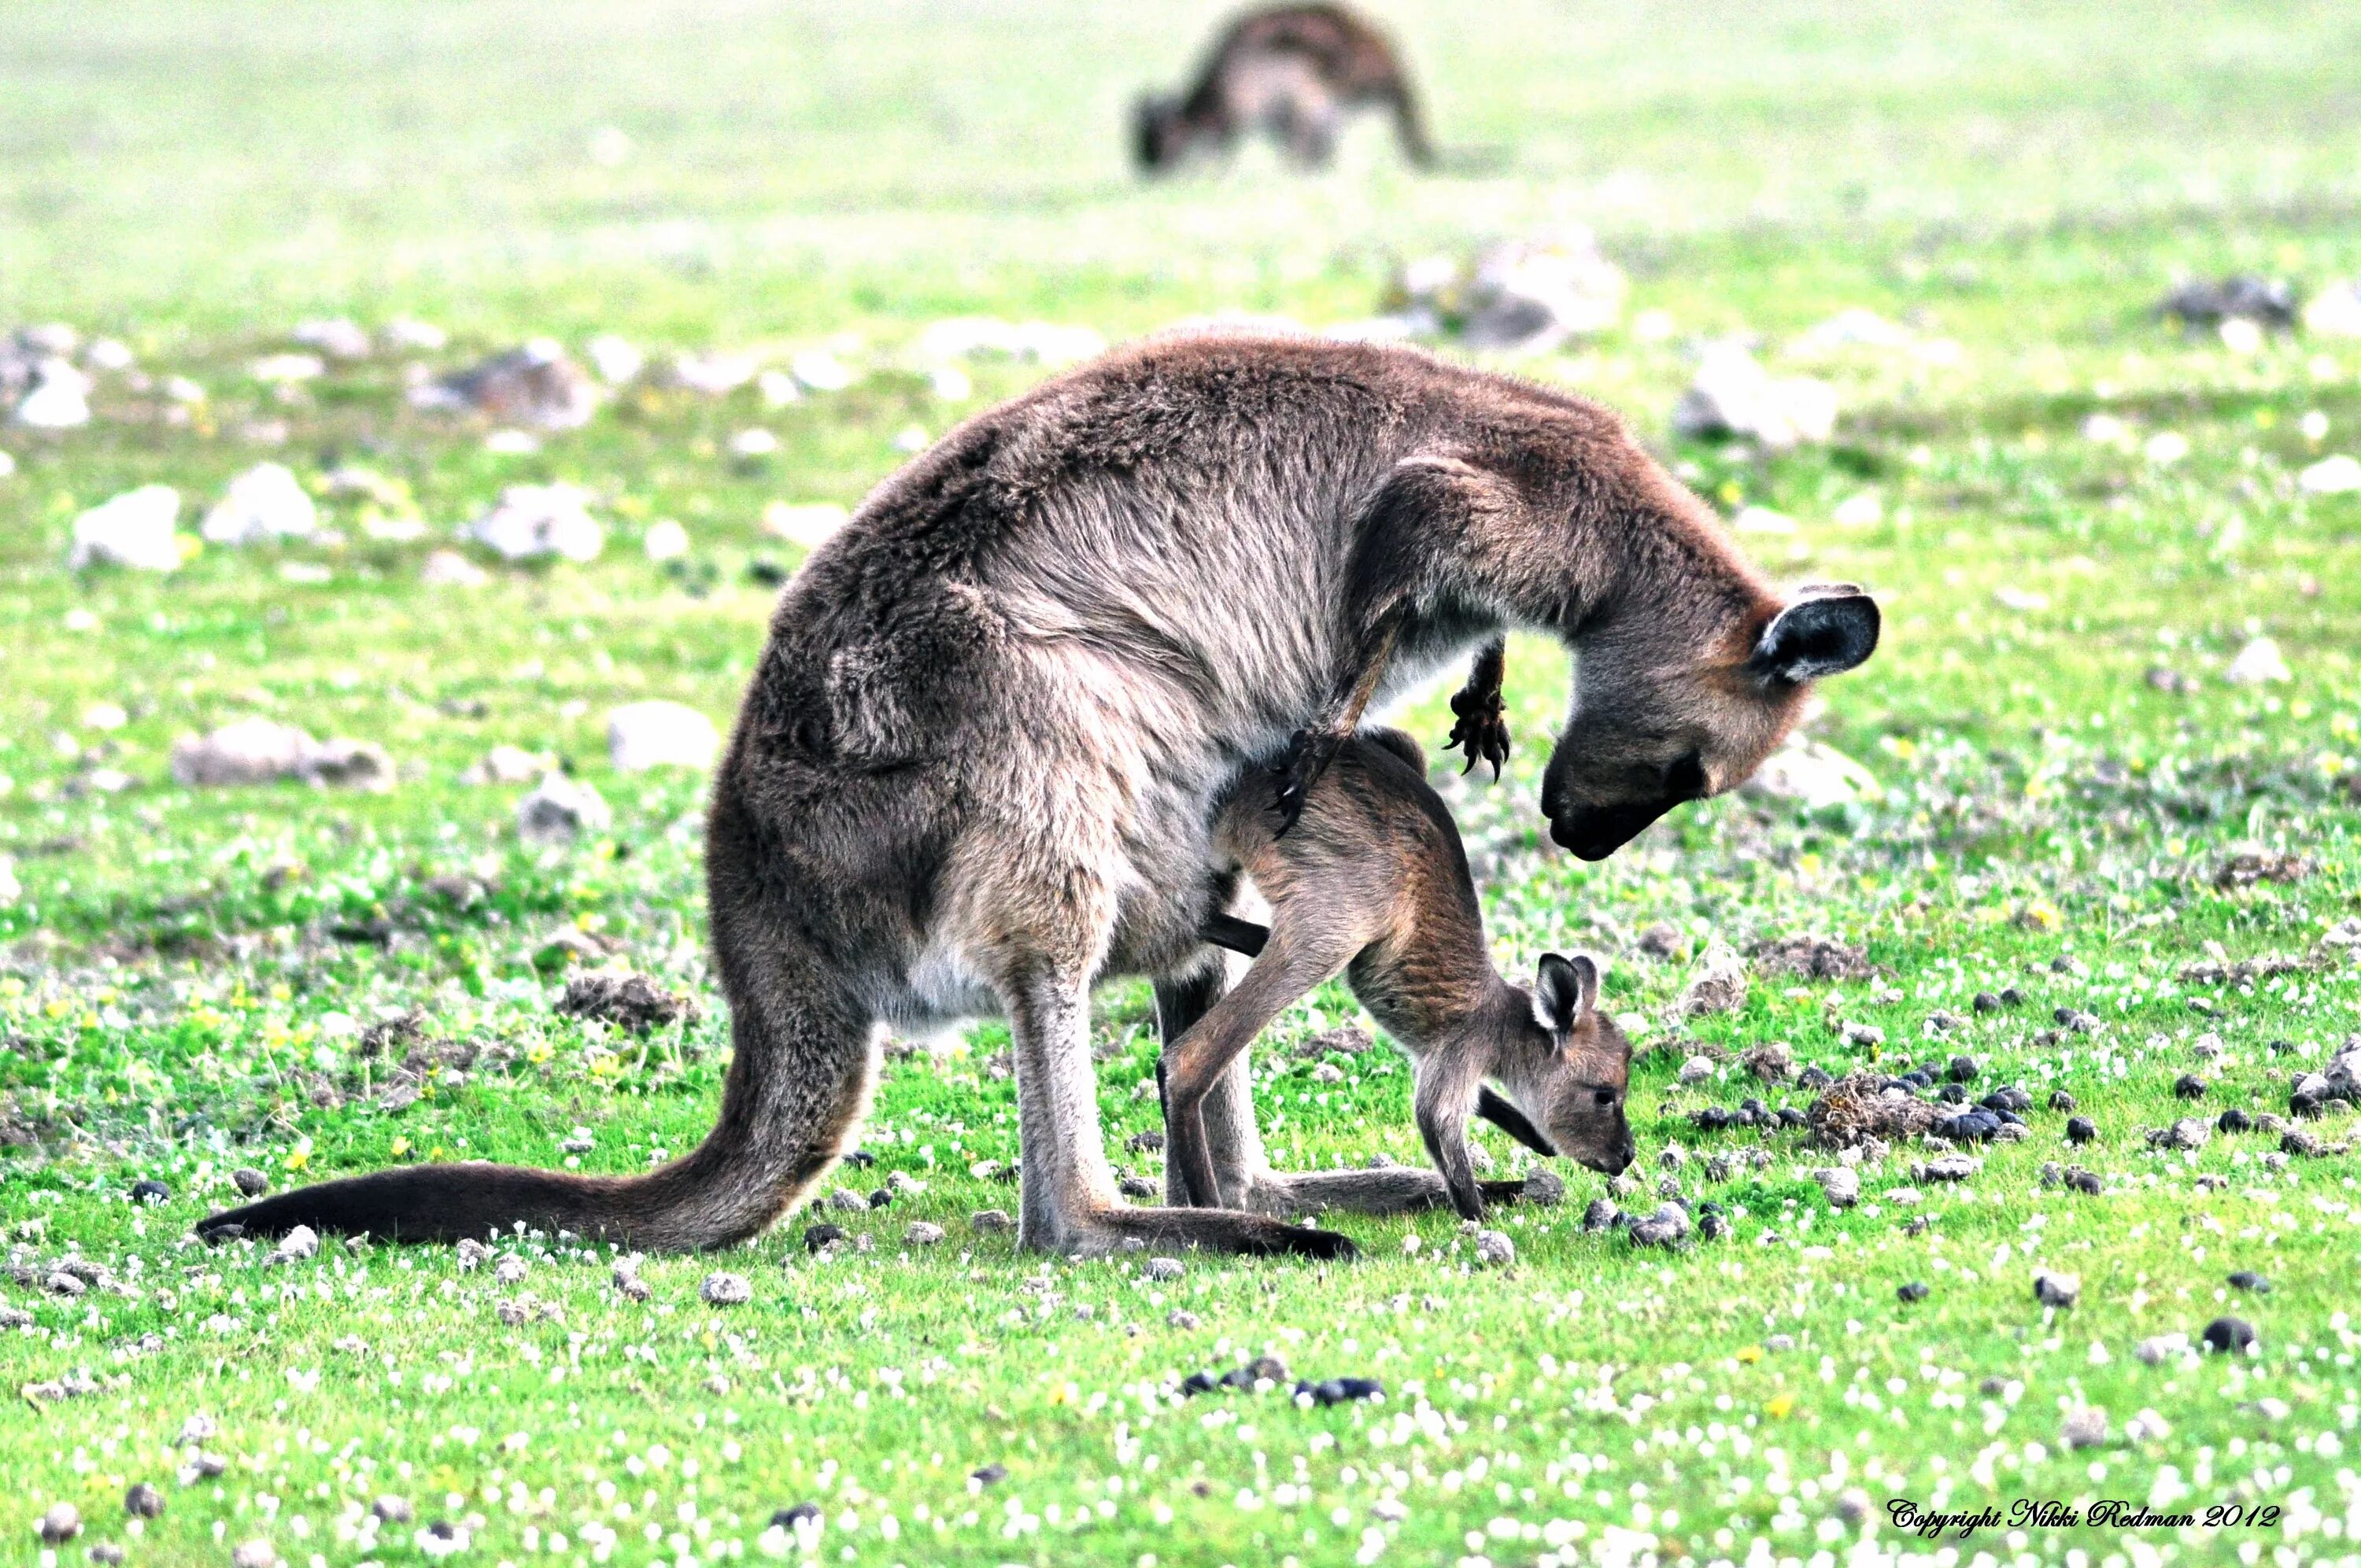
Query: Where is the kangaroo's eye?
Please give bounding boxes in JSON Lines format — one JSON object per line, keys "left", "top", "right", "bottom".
{"left": 1594, "top": 1089, "right": 1618, "bottom": 1108}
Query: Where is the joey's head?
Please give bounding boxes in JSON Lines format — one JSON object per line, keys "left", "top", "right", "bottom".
{"left": 1486, "top": 953, "right": 1634, "bottom": 1176}
{"left": 1541, "top": 585, "right": 1879, "bottom": 860}
{"left": 1133, "top": 95, "right": 1189, "bottom": 172}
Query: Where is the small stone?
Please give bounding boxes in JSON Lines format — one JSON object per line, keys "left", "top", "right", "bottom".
{"left": 1815, "top": 1168, "right": 1860, "bottom": 1208}
{"left": 466, "top": 482, "right": 603, "bottom": 562}
{"left": 128, "top": 1179, "right": 169, "bottom": 1203}
{"left": 801, "top": 1223, "right": 847, "bottom": 1253}
{"left": 494, "top": 1255, "right": 529, "bottom": 1286}
{"left": 1520, "top": 1167, "right": 1566, "bottom": 1207}
{"left": 903, "top": 1221, "right": 946, "bottom": 1248}
{"left": 1914, "top": 1154, "right": 1981, "bottom": 1183}
{"left": 88, "top": 1544, "right": 126, "bottom": 1566}
{"left": 2202, "top": 1316, "right": 2257, "bottom": 1355}
{"left": 607, "top": 700, "right": 719, "bottom": 773}
{"left": 2048, "top": 1090, "right": 2077, "bottom": 1112}
{"left": 699, "top": 1271, "right": 752, "bottom": 1306}
{"left": 1143, "top": 1256, "right": 1184, "bottom": 1283}
{"left": 1628, "top": 1204, "right": 1691, "bottom": 1248}
{"left": 230, "top": 1539, "right": 276, "bottom": 1568}
{"left": 275, "top": 1224, "right": 319, "bottom": 1260}
{"left": 1166, "top": 1309, "right": 1199, "bottom": 1330}
{"left": 1118, "top": 1175, "right": 1159, "bottom": 1199}
{"left": 2066, "top": 1116, "right": 2097, "bottom": 1145}
{"left": 1833, "top": 1487, "right": 1872, "bottom": 1526}
{"left": 124, "top": 1483, "right": 164, "bottom": 1519}
{"left": 68, "top": 485, "right": 182, "bottom": 572}
{"left": 1896, "top": 1281, "right": 1929, "bottom": 1304}
{"left": 516, "top": 772, "right": 612, "bottom": 847}
{"left": 970, "top": 1463, "right": 1008, "bottom": 1487}
{"left": 37, "top": 1503, "right": 80, "bottom": 1544}
{"left": 454, "top": 1238, "right": 491, "bottom": 1271}
{"left": 1677, "top": 941, "right": 1749, "bottom": 1017}
{"left": 970, "top": 1209, "right": 1014, "bottom": 1235}
{"left": 1581, "top": 1197, "right": 1618, "bottom": 1233}
{"left": 1473, "top": 1230, "right": 1516, "bottom": 1267}
{"left": 611, "top": 1266, "right": 652, "bottom": 1304}
{"left": 2060, "top": 1406, "right": 2109, "bottom": 1450}
{"left": 767, "top": 1503, "right": 820, "bottom": 1530}
{"left": 2174, "top": 1074, "right": 2208, "bottom": 1101}
{"left": 1943, "top": 1054, "right": 1979, "bottom": 1083}
{"left": 2033, "top": 1270, "right": 2081, "bottom": 1309}
{"left": 2134, "top": 1334, "right": 2189, "bottom": 1366}
{"left": 2216, "top": 1108, "right": 2252, "bottom": 1134}
{"left": 1677, "top": 1054, "right": 1716, "bottom": 1086}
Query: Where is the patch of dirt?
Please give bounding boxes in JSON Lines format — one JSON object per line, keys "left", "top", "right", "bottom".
{"left": 2213, "top": 852, "right": 2315, "bottom": 890}
{"left": 553, "top": 973, "right": 700, "bottom": 1035}
{"left": 1751, "top": 935, "right": 1872, "bottom": 981}
{"left": 1806, "top": 1071, "right": 1938, "bottom": 1148}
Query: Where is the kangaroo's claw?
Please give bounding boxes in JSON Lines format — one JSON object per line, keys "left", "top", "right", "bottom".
{"left": 1445, "top": 686, "right": 1511, "bottom": 779}
{"left": 1269, "top": 728, "right": 1342, "bottom": 836}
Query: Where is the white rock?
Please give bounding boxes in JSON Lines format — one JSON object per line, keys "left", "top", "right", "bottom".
{"left": 14, "top": 358, "right": 93, "bottom": 428}
{"left": 2299, "top": 454, "right": 2361, "bottom": 495}
{"left": 1791, "top": 308, "right": 1913, "bottom": 356}
{"left": 586, "top": 334, "right": 645, "bottom": 386}
{"left": 84, "top": 338, "right": 135, "bottom": 372}
{"left": 202, "top": 463, "right": 319, "bottom": 545}
{"left": 642, "top": 518, "right": 689, "bottom": 561}
{"left": 762, "top": 501, "right": 849, "bottom": 552}
{"left": 421, "top": 549, "right": 489, "bottom": 587}
{"left": 292, "top": 319, "right": 373, "bottom": 361}
{"left": 251, "top": 352, "right": 326, "bottom": 383}
{"left": 277, "top": 1224, "right": 320, "bottom": 1260}
{"left": 1676, "top": 1054, "right": 1716, "bottom": 1085}
{"left": 1672, "top": 342, "right": 1838, "bottom": 449}
{"left": 1142, "top": 1255, "right": 1184, "bottom": 1282}
{"left": 1731, "top": 505, "right": 1797, "bottom": 535}
{"left": 380, "top": 317, "right": 448, "bottom": 352}
{"left": 608, "top": 700, "right": 719, "bottom": 772}
{"left": 2304, "top": 281, "right": 2361, "bottom": 338}
{"left": 2033, "top": 1269, "right": 2081, "bottom": 1308}
{"left": 791, "top": 351, "right": 855, "bottom": 393}
{"left": 69, "top": 485, "right": 184, "bottom": 571}
{"left": 463, "top": 745, "right": 554, "bottom": 786}
{"left": 2224, "top": 636, "right": 2291, "bottom": 686}
{"left": 903, "top": 1221, "right": 947, "bottom": 1248}
{"left": 1454, "top": 229, "right": 1628, "bottom": 353}
{"left": 2133, "top": 1333, "right": 2189, "bottom": 1366}
{"left": 230, "top": 1540, "right": 276, "bottom": 1568}
{"left": 665, "top": 350, "right": 757, "bottom": 395}
{"left": 467, "top": 483, "right": 603, "bottom": 563}
{"left": 2125, "top": 1408, "right": 2171, "bottom": 1443}
{"left": 1742, "top": 737, "right": 1879, "bottom": 810}
{"left": 2060, "top": 1406, "right": 2108, "bottom": 1450}
{"left": 1472, "top": 1229, "right": 1516, "bottom": 1267}
{"left": 728, "top": 428, "right": 779, "bottom": 458}
{"left": 2143, "top": 430, "right": 2190, "bottom": 465}
{"left": 1815, "top": 1167, "right": 1860, "bottom": 1208}
{"left": 517, "top": 773, "right": 611, "bottom": 846}
{"left": 171, "top": 719, "right": 389, "bottom": 791}
{"left": 700, "top": 1271, "right": 752, "bottom": 1306}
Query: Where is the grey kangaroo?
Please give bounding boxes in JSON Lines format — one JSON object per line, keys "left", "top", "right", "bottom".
{"left": 203, "top": 334, "right": 1879, "bottom": 1260}
{"left": 1136, "top": 4, "right": 1435, "bottom": 173}
{"left": 1169, "top": 726, "right": 1632, "bottom": 1223}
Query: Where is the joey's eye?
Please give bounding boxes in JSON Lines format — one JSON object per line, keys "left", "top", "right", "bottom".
{"left": 1594, "top": 1089, "right": 1618, "bottom": 1108}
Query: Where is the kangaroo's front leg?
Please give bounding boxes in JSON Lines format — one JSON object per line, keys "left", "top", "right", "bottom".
{"left": 1444, "top": 636, "right": 1511, "bottom": 778}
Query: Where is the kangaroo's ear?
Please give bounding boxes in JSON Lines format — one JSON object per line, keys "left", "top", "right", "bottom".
{"left": 1751, "top": 587, "right": 1880, "bottom": 685}
{"left": 1532, "top": 952, "right": 1600, "bottom": 1037}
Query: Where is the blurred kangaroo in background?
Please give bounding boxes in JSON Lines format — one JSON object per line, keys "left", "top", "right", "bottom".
{"left": 1136, "top": 4, "right": 1434, "bottom": 172}
{"left": 204, "top": 334, "right": 1877, "bottom": 1260}
{"left": 1166, "top": 727, "right": 1633, "bottom": 1223}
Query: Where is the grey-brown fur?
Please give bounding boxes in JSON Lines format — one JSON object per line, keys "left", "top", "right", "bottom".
{"left": 1165, "top": 728, "right": 1631, "bottom": 1222}
{"left": 1136, "top": 4, "right": 1434, "bottom": 172}
{"left": 201, "top": 333, "right": 1875, "bottom": 1259}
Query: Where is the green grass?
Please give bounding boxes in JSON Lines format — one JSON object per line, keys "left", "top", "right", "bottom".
{"left": 5, "top": 2, "right": 2361, "bottom": 1565}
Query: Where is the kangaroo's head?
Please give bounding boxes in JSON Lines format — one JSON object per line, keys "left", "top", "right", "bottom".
{"left": 1133, "top": 95, "right": 1189, "bottom": 172}
{"left": 1540, "top": 585, "right": 1879, "bottom": 861}
{"left": 1484, "top": 952, "right": 1634, "bottom": 1175}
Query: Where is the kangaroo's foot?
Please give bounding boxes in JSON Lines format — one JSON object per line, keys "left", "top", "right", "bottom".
{"left": 1241, "top": 1166, "right": 1527, "bottom": 1219}
{"left": 1269, "top": 727, "right": 1343, "bottom": 836}
{"left": 1025, "top": 1201, "right": 1357, "bottom": 1260}
{"left": 1445, "top": 684, "right": 1511, "bottom": 778}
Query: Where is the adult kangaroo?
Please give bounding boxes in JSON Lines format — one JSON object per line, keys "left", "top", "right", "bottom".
{"left": 201, "top": 335, "right": 1879, "bottom": 1259}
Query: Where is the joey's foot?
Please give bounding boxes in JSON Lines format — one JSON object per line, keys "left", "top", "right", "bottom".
{"left": 1269, "top": 728, "right": 1343, "bottom": 836}
{"left": 1088, "top": 1204, "right": 1357, "bottom": 1260}
{"left": 1445, "top": 686, "right": 1511, "bottom": 778}
{"left": 1244, "top": 1165, "right": 1489, "bottom": 1220}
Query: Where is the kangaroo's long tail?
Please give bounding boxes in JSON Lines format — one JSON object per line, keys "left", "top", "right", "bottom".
{"left": 198, "top": 773, "right": 878, "bottom": 1253}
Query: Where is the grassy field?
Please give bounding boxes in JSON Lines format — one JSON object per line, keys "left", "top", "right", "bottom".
{"left": 6, "top": 2, "right": 2361, "bottom": 1565}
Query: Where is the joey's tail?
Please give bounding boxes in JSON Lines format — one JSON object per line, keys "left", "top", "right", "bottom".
{"left": 199, "top": 782, "right": 879, "bottom": 1253}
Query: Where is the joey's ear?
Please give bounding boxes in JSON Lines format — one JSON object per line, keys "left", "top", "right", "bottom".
{"left": 1532, "top": 952, "right": 1600, "bottom": 1036}
{"left": 1751, "top": 588, "right": 1880, "bottom": 684}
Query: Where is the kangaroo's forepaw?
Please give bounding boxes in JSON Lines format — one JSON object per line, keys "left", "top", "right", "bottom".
{"left": 1269, "top": 727, "right": 1343, "bottom": 836}
{"left": 1446, "top": 688, "right": 1511, "bottom": 779}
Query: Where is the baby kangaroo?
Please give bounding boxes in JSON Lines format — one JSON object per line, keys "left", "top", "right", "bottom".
{"left": 1168, "top": 728, "right": 1633, "bottom": 1223}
